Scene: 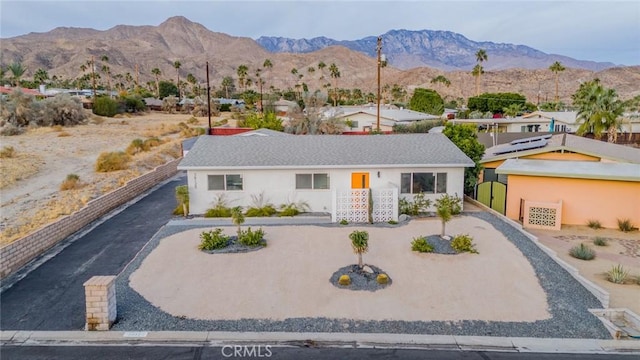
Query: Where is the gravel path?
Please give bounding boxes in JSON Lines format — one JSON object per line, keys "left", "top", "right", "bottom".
{"left": 113, "top": 212, "right": 611, "bottom": 338}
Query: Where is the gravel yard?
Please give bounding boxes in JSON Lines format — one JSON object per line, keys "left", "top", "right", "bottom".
{"left": 114, "top": 212, "right": 611, "bottom": 338}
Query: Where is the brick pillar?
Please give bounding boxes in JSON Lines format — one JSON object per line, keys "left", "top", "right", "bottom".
{"left": 83, "top": 276, "right": 117, "bottom": 331}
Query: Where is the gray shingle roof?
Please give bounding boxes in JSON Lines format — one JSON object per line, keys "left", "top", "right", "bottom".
{"left": 178, "top": 133, "right": 474, "bottom": 169}
{"left": 497, "top": 159, "right": 640, "bottom": 182}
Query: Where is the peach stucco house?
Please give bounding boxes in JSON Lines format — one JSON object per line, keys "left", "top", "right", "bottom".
{"left": 477, "top": 133, "right": 640, "bottom": 230}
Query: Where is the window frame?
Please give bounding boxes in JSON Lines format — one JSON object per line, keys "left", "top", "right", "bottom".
{"left": 295, "top": 173, "right": 330, "bottom": 190}
{"left": 400, "top": 172, "right": 448, "bottom": 194}
{"left": 207, "top": 174, "right": 243, "bottom": 191}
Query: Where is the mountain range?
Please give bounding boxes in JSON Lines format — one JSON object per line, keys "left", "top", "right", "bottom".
{"left": 1, "top": 16, "right": 638, "bottom": 103}
{"left": 257, "top": 29, "right": 616, "bottom": 71}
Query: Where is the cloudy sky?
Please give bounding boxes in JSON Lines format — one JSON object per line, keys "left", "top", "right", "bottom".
{"left": 2, "top": 0, "right": 639, "bottom": 65}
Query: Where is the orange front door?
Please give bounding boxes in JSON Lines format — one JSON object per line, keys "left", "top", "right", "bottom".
{"left": 351, "top": 172, "right": 369, "bottom": 189}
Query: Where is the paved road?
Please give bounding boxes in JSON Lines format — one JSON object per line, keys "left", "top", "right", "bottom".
{"left": 0, "top": 175, "right": 185, "bottom": 330}
{"left": 1, "top": 346, "right": 637, "bottom": 360}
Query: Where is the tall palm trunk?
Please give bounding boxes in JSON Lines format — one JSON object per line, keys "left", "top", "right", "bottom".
{"left": 607, "top": 126, "right": 617, "bottom": 143}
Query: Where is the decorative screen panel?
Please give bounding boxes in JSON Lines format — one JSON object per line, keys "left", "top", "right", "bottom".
{"left": 334, "top": 189, "right": 369, "bottom": 223}
{"left": 372, "top": 188, "right": 396, "bottom": 222}
{"left": 528, "top": 206, "right": 557, "bottom": 227}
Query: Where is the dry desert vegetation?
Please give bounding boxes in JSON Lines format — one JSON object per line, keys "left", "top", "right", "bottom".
{"left": 0, "top": 111, "right": 228, "bottom": 245}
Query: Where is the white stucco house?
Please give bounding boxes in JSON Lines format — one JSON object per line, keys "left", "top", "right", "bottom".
{"left": 177, "top": 133, "right": 474, "bottom": 222}
{"left": 329, "top": 105, "right": 440, "bottom": 132}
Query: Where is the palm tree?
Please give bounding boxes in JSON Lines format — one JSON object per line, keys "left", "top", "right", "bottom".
{"left": 474, "top": 49, "right": 488, "bottom": 95}
{"left": 329, "top": 63, "right": 340, "bottom": 106}
{"left": 231, "top": 206, "right": 245, "bottom": 239}
{"left": 503, "top": 103, "right": 523, "bottom": 118}
{"left": 100, "top": 55, "right": 112, "bottom": 97}
{"left": 151, "top": 68, "right": 161, "bottom": 98}
{"left": 349, "top": 230, "right": 369, "bottom": 269}
{"left": 86, "top": 57, "right": 97, "bottom": 98}
{"left": 472, "top": 64, "right": 484, "bottom": 96}
{"left": 173, "top": 60, "right": 182, "bottom": 99}
{"left": 221, "top": 76, "right": 234, "bottom": 98}
{"left": 7, "top": 62, "right": 27, "bottom": 87}
{"left": 34, "top": 68, "right": 49, "bottom": 85}
{"left": 549, "top": 61, "right": 566, "bottom": 104}
{"left": 435, "top": 194, "right": 455, "bottom": 237}
{"left": 237, "top": 64, "right": 248, "bottom": 92}
{"left": 318, "top": 61, "right": 326, "bottom": 80}
{"left": 430, "top": 75, "right": 451, "bottom": 87}
{"left": 262, "top": 59, "right": 273, "bottom": 96}
{"left": 574, "top": 79, "right": 623, "bottom": 142}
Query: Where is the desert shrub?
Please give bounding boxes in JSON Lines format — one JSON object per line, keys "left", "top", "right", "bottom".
{"left": 243, "top": 192, "right": 276, "bottom": 217}
{"left": 122, "top": 95, "right": 146, "bottom": 113}
{"left": 376, "top": 273, "right": 389, "bottom": 284}
{"left": 180, "top": 126, "right": 207, "bottom": 138}
{"left": 162, "top": 95, "right": 178, "bottom": 113}
{"left": 388, "top": 220, "right": 398, "bottom": 225}
{"left": 0, "top": 146, "right": 16, "bottom": 158}
{"left": 143, "top": 137, "right": 163, "bottom": 150}
{"left": 399, "top": 193, "right": 432, "bottom": 216}
{"left": 238, "top": 227, "right": 266, "bottom": 247}
{"left": 52, "top": 125, "right": 64, "bottom": 132}
{"left": 0, "top": 89, "right": 38, "bottom": 128}
{"left": 220, "top": 103, "right": 232, "bottom": 112}
{"left": 617, "top": 218, "right": 636, "bottom": 232}
{"left": 278, "top": 200, "right": 310, "bottom": 217}
{"left": 0, "top": 123, "right": 24, "bottom": 136}
{"left": 60, "top": 173, "right": 80, "bottom": 191}
{"left": 593, "top": 237, "right": 608, "bottom": 246}
{"left": 126, "top": 138, "right": 145, "bottom": 155}
{"left": 607, "top": 264, "right": 629, "bottom": 284}
{"left": 338, "top": 275, "right": 351, "bottom": 286}
{"left": 95, "top": 151, "right": 130, "bottom": 172}
{"left": 174, "top": 184, "right": 189, "bottom": 216}
{"left": 92, "top": 96, "right": 120, "bottom": 117}
{"left": 587, "top": 219, "right": 602, "bottom": 229}
{"left": 198, "top": 228, "right": 230, "bottom": 251}
{"left": 411, "top": 237, "right": 434, "bottom": 253}
{"left": 57, "top": 131, "right": 71, "bottom": 137}
{"left": 41, "top": 94, "right": 87, "bottom": 126}
{"left": 569, "top": 243, "right": 596, "bottom": 260}
{"left": 451, "top": 234, "right": 478, "bottom": 254}
{"left": 187, "top": 117, "right": 200, "bottom": 125}
{"left": 339, "top": 219, "right": 349, "bottom": 225}
{"left": 205, "top": 206, "right": 232, "bottom": 218}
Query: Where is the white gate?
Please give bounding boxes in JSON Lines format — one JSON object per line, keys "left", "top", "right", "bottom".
{"left": 332, "top": 188, "right": 398, "bottom": 223}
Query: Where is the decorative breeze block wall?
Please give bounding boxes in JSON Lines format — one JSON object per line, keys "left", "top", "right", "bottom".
{"left": 523, "top": 200, "right": 563, "bottom": 230}
{"left": 332, "top": 188, "right": 398, "bottom": 223}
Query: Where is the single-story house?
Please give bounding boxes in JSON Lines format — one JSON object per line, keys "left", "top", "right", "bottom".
{"left": 496, "top": 159, "right": 640, "bottom": 230}
{"left": 177, "top": 133, "right": 474, "bottom": 222}
{"left": 475, "top": 133, "right": 640, "bottom": 229}
{"left": 331, "top": 105, "right": 440, "bottom": 132}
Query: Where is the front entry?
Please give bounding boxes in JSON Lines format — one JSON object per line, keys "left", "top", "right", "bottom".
{"left": 351, "top": 172, "right": 369, "bottom": 189}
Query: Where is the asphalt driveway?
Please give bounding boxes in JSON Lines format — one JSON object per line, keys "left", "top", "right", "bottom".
{"left": 0, "top": 175, "right": 185, "bottom": 330}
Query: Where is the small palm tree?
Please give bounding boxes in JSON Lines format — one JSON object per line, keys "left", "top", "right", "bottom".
{"left": 34, "top": 68, "right": 49, "bottom": 85}
{"left": 231, "top": 206, "right": 245, "bottom": 239}
{"left": 549, "top": 61, "right": 566, "bottom": 103}
{"left": 435, "top": 194, "right": 458, "bottom": 237}
{"left": 173, "top": 60, "right": 182, "bottom": 99}
{"left": 349, "top": 230, "right": 369, "bottom": 269}
{"left": 329, "top": 63, "right": 340, "bottom": 106}
{"left": 175, "top": 185, "right": 189, "bottom": 217}
{"left": 8, "top": 62, "right": 27, "bottom": 87}
{"left": 237, "top": 64, "right": 248, "bottom": 92}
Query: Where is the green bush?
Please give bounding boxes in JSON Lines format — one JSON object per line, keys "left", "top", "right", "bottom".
{"left": 238, "top": 227, "right": 265, "bottom": 247}
{"left": 122, "top": 95, "right": 146, "bottom": 113}
{"left": 339, "top": 219, "right": 349, "bottom": 225}
{"left": 388, "top": 220, "right": 398, "bottom": 225}
{"left": 399, "top": 193, "right": 432, "bottom": 216}
{"left": 198, "top": 228, "right": 230, "bottom": 250}
{"left": 451, "top": 234, "right": 478, "bottom": 254}
{"left": 593, "top": 237, "right": 608, "bottom": 246}
{"left": 607, "top": 264, "right": 629, "bottom": 284}
{"left": 587, "top": 219, "right": 602, "bottom": 229}
{"left": 569, "top": 243, "right": 596, "bottom": 260}
{"left": 95, "top": 151, "right": 130, "bottom": 172}
{"left": 411, "top": 237, "right": 434, "bottom": 253}
{"left": 617, "top": 218, "right": 636, "bottom": 232}
{"left": 245, "top": 205, "right": 277, "bottom": 217}
{"left": 204, "top": 206, "right": 232, "bottom": 218}
{"left": 92, "top": 96, "right": 120, "bottom": 117}
{"left": 60, "top": 173, "right": 81, "bottom": 190}
{"left": 278, "top": 201, "right": 309, "bottom": 217}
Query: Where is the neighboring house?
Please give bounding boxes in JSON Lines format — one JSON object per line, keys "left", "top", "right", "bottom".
{"left": 263, "top": 98, "right": 299, "bottom": 117}
{"left": 475, "top": 133, "right": 640, "bottom": 229}
{"left": 0, "top": 86, "right": 43, "bottom": 97}
{"left": 177, "top": 133, "right": 474, "bottom": 222}
{"left": 332, "top": 105, "right": 440, "bottom": 132}
{"left": 496, "top": 159, "right": 640, "bottom": 230}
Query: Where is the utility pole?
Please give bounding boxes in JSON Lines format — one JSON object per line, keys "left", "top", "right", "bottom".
{"left": 376, "top": 36, "right": 382, "bottom": 133}
{"left": 135, "top": 64, "right": 139, "bottom": 92}
{"left": 206, "top": 61, "right": 212, "bottom": 133}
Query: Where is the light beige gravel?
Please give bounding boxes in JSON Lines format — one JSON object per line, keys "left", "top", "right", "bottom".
{"left": 130, "top": 216, "right": 550, "bottom": 322}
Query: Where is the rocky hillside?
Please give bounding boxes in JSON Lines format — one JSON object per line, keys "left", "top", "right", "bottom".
{"left": 1, "top": 16, "right": 638, "bottom": 103}
{"left": 257, "top": 29, "right": 618, "bottom": 71}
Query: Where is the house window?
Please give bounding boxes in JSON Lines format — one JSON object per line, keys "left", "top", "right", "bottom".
{"left": 296, "top": 173, "right": 330, "bottom": 189}
{"left": 401, "top": 172, "right": 447, "bottom": 194}
{"left": 208, "top": 174, "right": 243, "bottom": 191}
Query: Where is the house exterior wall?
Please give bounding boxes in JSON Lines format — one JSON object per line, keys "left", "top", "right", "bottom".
{"left": 187, "top": 167, "right": 466, "bottom": 215}
{"left": 504, "top": 174, "right": 640, "bottom": 229}
{"left": 341, "top": 113, "right": 393, "bottom": 132}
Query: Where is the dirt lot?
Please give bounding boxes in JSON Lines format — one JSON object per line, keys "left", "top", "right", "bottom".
{"left": 0, "top": 111, "right": 228, "bottom": 245}
{"left": 531, "top": 226, "right": 640, "bottom": 314}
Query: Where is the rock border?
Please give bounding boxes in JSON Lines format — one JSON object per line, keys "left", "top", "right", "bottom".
{"left": 329, "top": 264, "right": 392, "bottom": 292}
